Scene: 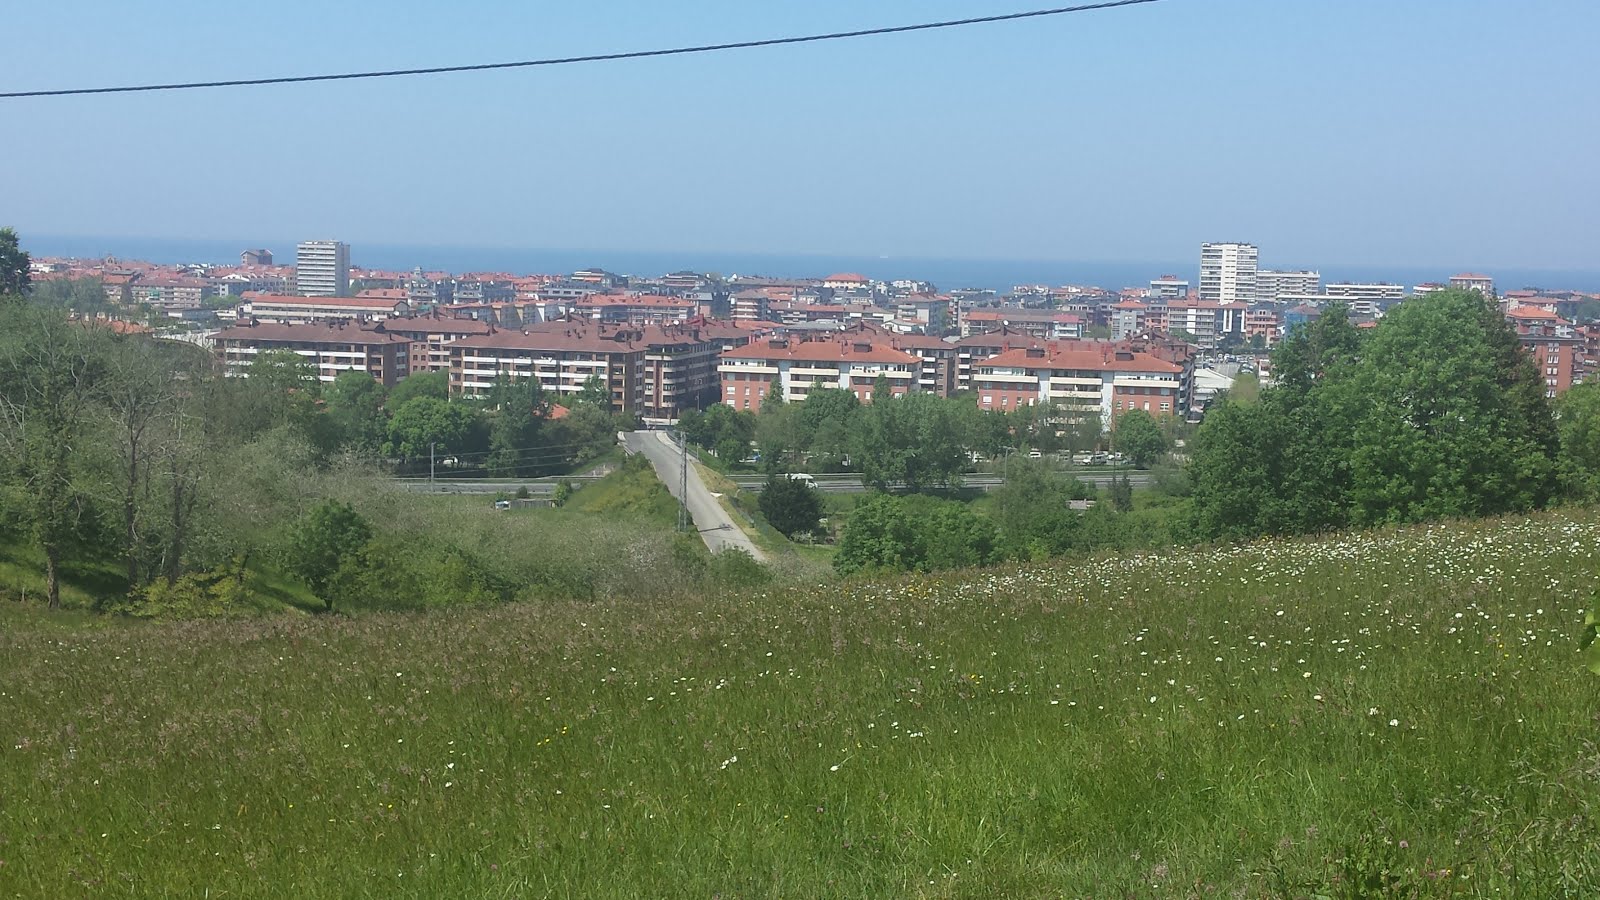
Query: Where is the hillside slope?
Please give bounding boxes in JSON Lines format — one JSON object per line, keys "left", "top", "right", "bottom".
{"left": 2, "top": 512, "right": 1598, "bottom": 897}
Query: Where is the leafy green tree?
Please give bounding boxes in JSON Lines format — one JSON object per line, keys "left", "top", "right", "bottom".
{"left": 29, "top": 277, "right": 107, "bottom": 315}
{"left": 483, "top": 375, "right": 551, "bottom": 476}
{"left": 759, "top": 475, "right": 823, "bottom": 538}
{"left": 385, "top": 396, "right": 481, "bottom": 463}
{"left": 834, "top": 494, "right": 919, "bottom": 576}
{"left": 0, "top": 307, "right": 109, "bottom": 606}
{"left": 386, "top": 371, "right": 449, "bottom": 409}
{"left": 834, "top": 494, "right": 996, "bottom": 575}
{"left": 575, "top": 373, "right": 611, "bottom": 410}
{"left": 1556, "top": 382, "right": 1600, "bottom": 502}
{"left": 324, "top": 370, "right": 389, "bottom": 454}
{"left": 1112, "top": 409, "right": 1168, "bottom": 467}
{"left": 1108, "top": 472, "right": 1135, "bottom": 512}
{"left": 918, "top": 499, "right": 999, "bottom": 571}
{"left": 755, "top": 400, "right": 807, "bottom": 473}
{"left": 1186, "top": 398, "right": 1289, "bottom": 542}
{"left": 286, "top": 500, "right": 373, "bottom": 609}
{"left": 0, "top": 227, "right": 29, "bottom": 297}
{"left": 992, "top": 457, "right": 1090, "bottom": 560}
{"left": 549, "top": 402, "right": 618, "bottom": 466}
{"left": 1348, "top": 290, "right": 1557, "bottom": 524}
{"left": 245, "top": 350, "right": 322, "bottom": 438}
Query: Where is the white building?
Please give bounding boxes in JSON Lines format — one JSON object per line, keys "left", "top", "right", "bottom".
{"left": 1450, "top": 273, "right": 1495, "bottom": 296}
{"left": 1325, "top": 282, "right": 1406, "bottom": 302}
{"left": 1199, "top": 242, "right": 1259, "bottom": 303}
{"left": 295, "top": 240, "right": 351, "bottom": 297}
{"left": 1254, "top": 269, "right": 1321, "bottom": 302}
{"left": 1147, "top": 275, "right": 1189, "bottom": 300}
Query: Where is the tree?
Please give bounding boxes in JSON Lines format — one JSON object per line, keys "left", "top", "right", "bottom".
{"left": 324, "top": 370, "right": 389, "bottom": 454}
{"left": 1347, "top": 289, "right": 1557, "bottom": 524}
{"left": 286, "top": 500, "right": 372, "bottom": 609}
{"left": 386, "top": 371, "right": 449, "bottom": 409}
{"left": 385, "top": 396, "right": 481, "bottom": 463}
{"left": 759, "top": 475, "right": 823, "bottom": 538}
{"left": 99, "top": 334, "right": 183, "bottom": 590}
{"left": 0, "top": 227, "right": 29, "bottom": 297}
{"left": 0, "top": 307, "right": 109, "bottom": 606}
{"left": 483, "top": 375, "right": 550, "bottom": 476}
{"left": 1112, "top": 409, "right": 1168, "bottom": 467}
{"left": 834, "top": 494, "right": 920, "bottom": 576}
{"left": 1556, "top": 382, "right": 1600, "bottom": 502}
{"left": 574, "top": 373, "right": 611, "bottom": 410}
{"left": 993, "top": 457, "right": 1090, "bottom": 560}
{"left": 1108, "top": 472, "right": 1135, "bottom": 512}
{"left": 755, "top": 400, "right": 806, "bottom": 473}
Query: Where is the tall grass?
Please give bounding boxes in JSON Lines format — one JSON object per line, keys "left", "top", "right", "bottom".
{"left": 2, "top": 511, "right": 1598, "bottom": 897}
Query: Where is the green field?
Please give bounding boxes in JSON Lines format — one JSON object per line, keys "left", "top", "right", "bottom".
{"left": 2, "top": 511, "right": 1598, "bottom": 897}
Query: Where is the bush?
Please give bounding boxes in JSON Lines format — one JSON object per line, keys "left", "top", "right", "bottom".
{"left": 758, "top": 475, "right": 823, "bottom": 538}
{"left": 115, "top": 567, "right": 248, "bottom": 619}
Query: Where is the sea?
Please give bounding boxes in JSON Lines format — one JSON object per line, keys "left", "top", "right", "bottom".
{"left": 25, "top": 234, "right": 1600, "bottom": 295}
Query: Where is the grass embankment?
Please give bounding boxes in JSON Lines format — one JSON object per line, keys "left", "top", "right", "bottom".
{"left": 3, "top": 512, "right": 1599, "bottom": 897}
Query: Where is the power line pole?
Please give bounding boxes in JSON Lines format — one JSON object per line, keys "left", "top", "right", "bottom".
{"left": 677, "top": 431, "right": 689, "bottom": 533}
{"left": 430, "top": 442, "right": 436, "bottom": 488}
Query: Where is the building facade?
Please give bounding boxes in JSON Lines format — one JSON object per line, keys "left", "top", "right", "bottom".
{"left": 718, "top": 335, "right": 919, "bottom": 413}
{"left": 295, "top": 240, "right": 351, "bottom": 297}
{"left": 1199, "top": 242, "right": 1259, "bottom": 303}
{"left": 211, "top": 320, "right": 412, "bottom": 385}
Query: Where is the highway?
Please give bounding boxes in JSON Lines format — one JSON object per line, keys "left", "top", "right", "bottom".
{"left": 622, "top": 431, "right": 768, "bottom": 561}
{"left": 395, "top": 470, "right": 1152, "bottom": 495}
{"left": 728, "top": 471, "right": 1152, "bottom": 493}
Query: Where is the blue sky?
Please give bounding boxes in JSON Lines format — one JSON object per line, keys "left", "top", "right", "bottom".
{"left": 3, "top": 0, "right": 1596, "bottom": 270}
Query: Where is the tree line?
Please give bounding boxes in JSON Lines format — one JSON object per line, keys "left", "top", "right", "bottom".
{"left": 1188, "top": 291, "right": 1599, "bottom": 540}
{"left": 0, "top": 297, "right": 625, "bottom": 609}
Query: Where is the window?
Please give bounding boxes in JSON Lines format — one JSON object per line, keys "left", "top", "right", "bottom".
{"left": 982, "top": 395, "right": 993, "bottom": 405}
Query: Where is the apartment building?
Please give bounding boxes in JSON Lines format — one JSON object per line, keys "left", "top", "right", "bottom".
{"left": 449, "top": 324, "right": 648, "bottom": 414}
{"left": 211, "top": 320, "right": 412, "bottom": 386}
{"left": 1199, "top": 242, "right": 1259, "bottom": 303}
{"left": 1451, "top": 273, "right": 1496, "bottom": 296}
{"left": 960, "top": 308, "right": 1084, "bottom": 340}
{"left": 1325, "top": 282, "right": 1406, "bottom": 302}
{"left": 1244, "top": 305, "right": 1285, "bottom": 346}
{"left": 573, "top": 294, "right": 699, "bottom": 326}
{"left": 1110, "top": 300, "right": 1148, "bottom": 340}
{"left": 729, "top": 290, "right": 772, "bottom": 323}
{"left": 240, "top": 292, "right": 411, "bottom": 324}
{"left": 1254, "top": 269, "right": 1321, "bottom": 301}
{"left": 131, "top": 276, "right": 214, "bottom": 310}
{"left": 295, "top": 241, "right": 350, "bottom": 297}
{"left": 718, "top": 334, "right": 919, "bottom": 413}
{"left": 1159, "top": 300, "right": 1247, "bottom": 348}
{"left": 380, "top": 312, "right": 496, "bottom": 373}
{"left": 445, "top": 318, "right": 751, "bottom": 421}
{"left": 970, "top": 342, "right": 1186, "bottom": 423}
{"left": 1147, "top": 276, "right": 1189, "bottom": 300}
{"left": 1507, "top": 306, "right": 1583, "bottom": 396}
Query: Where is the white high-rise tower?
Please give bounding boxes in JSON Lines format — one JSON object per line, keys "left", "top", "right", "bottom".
{"left": 295, "top": 240, "right": 350, "bottom": 297}
{"left": 1199, "top": 242, "right": 1259, "bottom": 303}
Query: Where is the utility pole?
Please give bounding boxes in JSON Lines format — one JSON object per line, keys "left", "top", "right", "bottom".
{"left": 677, "top": 430, "right": 689, "bottom": 532}
{"left": 430, "top": 442, "right": 436, "bottom": 488}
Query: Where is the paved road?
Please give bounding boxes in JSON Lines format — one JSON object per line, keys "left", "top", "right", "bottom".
{"left": 624, "top": 431, "right": 768, "bottom": 561}
{"left": 729, "top": 472, "right": 1152, "bottom": 493}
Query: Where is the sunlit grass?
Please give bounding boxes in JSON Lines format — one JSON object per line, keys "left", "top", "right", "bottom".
{"left": 2, "top": 510, "right": 1598, "bottom": 897}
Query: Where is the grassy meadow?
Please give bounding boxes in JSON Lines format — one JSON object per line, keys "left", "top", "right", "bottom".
{"left": 3, "top": 511, "right": 1599, "bottom": 897}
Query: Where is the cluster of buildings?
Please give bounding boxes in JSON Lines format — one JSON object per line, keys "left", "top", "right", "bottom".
{"left": 29, "top": 238, "right": 1600, "bottom": 425}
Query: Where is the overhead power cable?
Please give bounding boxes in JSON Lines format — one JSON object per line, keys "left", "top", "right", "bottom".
{"left": 0, "top": 0, "right": 1164, "bottom": 99}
